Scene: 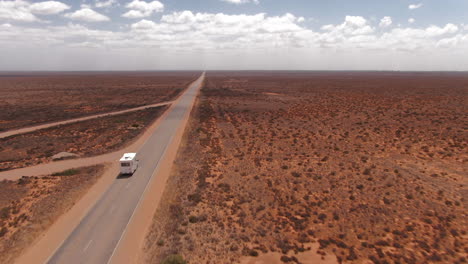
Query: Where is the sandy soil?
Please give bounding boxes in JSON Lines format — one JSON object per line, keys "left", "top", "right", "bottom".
{"left": 240, "top": 243, "right": 337, "bottom": 264}
{"left": 0, "top": 76, "right": 196, "bottom": 182}
{"left": 0, "top": 106, "right": 168, "bottom": 171}
{"left": 13, "top": 74, "right": 204, "bottom": 264}
{"left": 144, "top": 72, "right": 467, "bottom": 263}
{"left": 0, "top": 101, "right": 172, "bottom": 139}
{"left": 0, "top": 72, "right": 198, "bottom": 131}
{"left": 109, "top": 74, "right": 205, "bottom": 264}
{"left": 0, "top": 165, "right": 106, "bottom": 264}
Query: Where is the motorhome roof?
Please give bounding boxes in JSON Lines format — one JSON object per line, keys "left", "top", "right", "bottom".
{"left": 120, "top": 153, "right": 136, "bottom": 162}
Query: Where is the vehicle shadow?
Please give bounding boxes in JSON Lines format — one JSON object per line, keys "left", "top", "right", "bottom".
{"left": 117, "top": 173, "right": 133, "bottom": 179}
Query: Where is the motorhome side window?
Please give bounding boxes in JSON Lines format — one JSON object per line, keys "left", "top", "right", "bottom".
{"left": 121, "top": 162, "right": 130, "bottom": 167}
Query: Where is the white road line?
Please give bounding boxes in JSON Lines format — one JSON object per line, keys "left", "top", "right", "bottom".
{"left": 105, "top": 73, "right": 205, "bottom": 264}
{"left": 83, "top": 240, "right": 93, "bottom": 252}
{"left": 125, "top": 182, "right": 131, "bottom": 189}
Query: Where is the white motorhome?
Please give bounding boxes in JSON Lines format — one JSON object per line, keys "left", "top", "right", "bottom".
{"left": 120, "top": 153, "right": 139, "bottom": 175}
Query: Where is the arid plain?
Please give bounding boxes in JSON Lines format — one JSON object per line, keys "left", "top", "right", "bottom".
{"left": 0, "top": 71, "right": 466, "bottom": 264}
{"left": 145, "top": 72, "right": 467, "bottom": 264}
{"left": 0, "top": 72, "right": 198, "bottom": 263}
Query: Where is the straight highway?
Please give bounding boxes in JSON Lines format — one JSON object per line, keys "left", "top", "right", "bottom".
{"left": 47, "top": 72, "right": 205, "bottom": 264}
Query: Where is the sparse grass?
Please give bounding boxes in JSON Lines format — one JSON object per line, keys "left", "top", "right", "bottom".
{"left": 0, "top": 73, "right": 198, "bottom": 132}
{"left": 0, "top": 164, "right": 106, "bottom": 264}
{"left": 51, "top": 168, "right": 80, "bottom": 176}
{"left": 161, "top": 254, "right": 187, "bottom": 264}
{"left": 0, "top": 106, "right": 167, "bottom": 171}
{"left": 145, "top": 72, "right": 468, "bottom": 264}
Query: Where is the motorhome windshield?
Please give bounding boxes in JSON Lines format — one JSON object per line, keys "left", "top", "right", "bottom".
{"left": 121, "top": 162, "right": 131, "bottom": 167}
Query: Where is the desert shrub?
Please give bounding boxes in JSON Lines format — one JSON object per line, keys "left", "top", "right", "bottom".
{"left": 318, "top": 213, "right": 327, "bottom": 221}
{"left": 0, "top": 206, "right": 10, "bottom": 220}
{"left": 249, "top": 250, "right": 259, "bottom": 257}
{"left": 187, "top": 192, "right": 202, "bottom": 204}
{"left": 188, "top": 215, "right": 198, "bottom": 223}
{"left": 52, "top": 168, "right": 80, "bottom": 176}
{"left": 157, "top": 239, "right": 164, "bottom": 246}
{"left": 17, "top": 177, "right": 31, "bottom": 185}
{"left": 161, "top": 254, "right": 187, "bottom": 264}
{"left": 291, "top": 172, "right": 301, "bottom": 178}
{"left": 218, "top": 183, "right": 231, "bottom": 192}
{"left": 0, "top": 226, "right": 7, "bottom": 237}
{"left": 383, "top": 197, "right": 391, "bottom": 205}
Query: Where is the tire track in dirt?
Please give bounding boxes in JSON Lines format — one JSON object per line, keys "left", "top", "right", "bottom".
{"left": 0, "top": 101, "right": 173, "bottom": 139}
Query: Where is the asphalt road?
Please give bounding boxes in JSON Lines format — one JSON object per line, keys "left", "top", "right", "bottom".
{"left": 47, "top": 72, "right": 205, "bottom": 264}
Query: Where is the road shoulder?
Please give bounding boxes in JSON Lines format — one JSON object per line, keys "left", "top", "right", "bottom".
{"left": 109, "top": 76, "right": 204, "bottom": 264}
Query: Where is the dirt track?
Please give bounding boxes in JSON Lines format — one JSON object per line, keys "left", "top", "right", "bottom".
{"left": 0, "top": 101, "right": 172, "bottom": 139}
{"left": 14, "top": 73, "right": 205, "bottom": 264}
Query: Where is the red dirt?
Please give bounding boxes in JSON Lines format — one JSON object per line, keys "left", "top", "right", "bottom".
{"left": 145, "top": 72, "right": 467, "bottom": 263}
{"left": 0, "top": 164, "right": 107, "bottom": 264}
{"left": 0, "top": 106, "right": 167, "bottom": 171}
{"left": 0, "top": 72, "right": 198, "bottom": 131}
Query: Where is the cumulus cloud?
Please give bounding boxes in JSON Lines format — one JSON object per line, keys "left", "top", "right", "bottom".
{"left": 0, "top": 0, "right": 69, "bottom": 22}
{"left": 321, "top": 15, "right": 374, "bottom": 38}
{"left": 1, "top": 11, "right": 467, "bottom": 70}
{"left": 379, "top": 16, "right": 392, "bottom": 28}
{"left": 1, "top": 11, "right": 463, "bottom": 53}
{"left": 221, "top": 0, "right": 259, "bottom": 4}
{"left": 65, "top": 8, "right": 110, "bottom": 22}
{"left": 126, "top": 11, "right": 314, "bottom": 50}
{"left": 122, "top": 0, "right": 163, "bottom": 18}
{"left": 131, "top": 18, "right": 156, "bottom": 30}
{"left": 95, "top": 0, "right": 117, "bottom": 8}
{"left": 409, "top": 3, "right": 423, "bottom": 10}
{"left": 426, "top": 24, "right": 458, "bottom": 37}
{"left": 29, "top": 1, "right": 69, "bottom": 15}
{"left": 437, "top": 34, "right": 467, "bottom": 48}
{"left": 0, "top": 0, "right": 37, "bottom": 22}
{"left": 408, "top": 18, "right": 415, "bottom": 24}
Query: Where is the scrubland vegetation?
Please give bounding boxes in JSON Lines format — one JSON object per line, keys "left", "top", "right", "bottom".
{"left": 0, "top": 72, "right": 198, "bottom": 131}
{"left": 0, "top": 106, "right": 167, "bottom": 171}
{"left": 0, "top": 164, "right": 106, "bottom": 264}
{"left": 146, "top": 72, "right": 467, "bottom": 263}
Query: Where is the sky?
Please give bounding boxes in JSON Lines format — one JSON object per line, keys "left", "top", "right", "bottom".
{"left": 0, "top": 0, "right": 467, "bottom": 71}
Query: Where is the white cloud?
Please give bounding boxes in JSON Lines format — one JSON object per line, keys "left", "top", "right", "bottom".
{"left": 128, "top": 11, "right": 314, "bottom": 50}
{"left": 1, "top": 11, "right": 467, "bottom": 70}
{"left": 122, "top": 0, "right": 163, "bottom": 18}
{"left": 0, "top": 0, "right": 70, "bottom": 21}
{"left": 221, "top": 0, "right": 259, "bottom": 4}
{"left": 426, "top": 24, "right": 458, "bottom": 37}
{"left": 30, "top": 1, "right": 70, "bottom": 15}
{"left": 408, "top": 18, "right": 415, "bottom": 24}
{"left": 95, "top": 0, "right": 117, "bottom": 8}
{"left": 321, "top": 16, "right": 374, "bottom": 39}
{"left": 409, "top": 3, "right": 423, "bottom": 10}
{"left": 131, "top": 18, "right": 156, "bottom": 30}
{"left": 379, "top": 16, "right": 392, "bottom": 28}
{"left": 437, "top": 34, "right": 468, "bottom": 48}
{"left": 65, "top": 8, "right": 110, "bottom": 22}
{"left": 0, "top": 0, "right": 37, "bottom": 22}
